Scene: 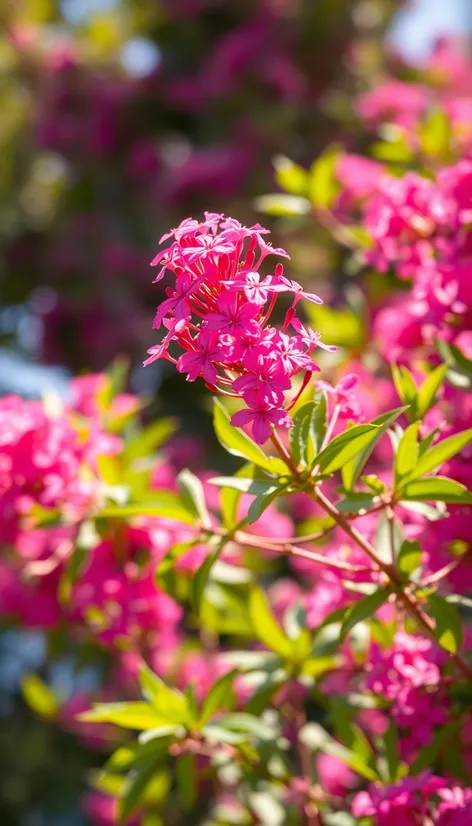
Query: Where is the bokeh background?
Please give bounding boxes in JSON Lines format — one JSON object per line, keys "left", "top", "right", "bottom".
{"left": 0, "top": 0, "right": 471, "bottom": 823}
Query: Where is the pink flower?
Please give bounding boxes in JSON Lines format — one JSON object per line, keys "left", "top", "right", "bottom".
{"left": 316, "top": 374, "right": 361, "bottom": 419}
{"left": 177, "top": 328, "right": 224, "bottom": 383}
{"left": 224, "top": 270, "right": 287, "bottom": 305}
{"left": 436, "top": 786, "right": 472, "bottom": 825}
{"left": 352, "top": 774, "right": 446, "bottom": 826}
{"left": 231, "top": 390, "right": 292, "bottom": 444}
{"left": 205, "top": 291, "right": 260, "bottom": 336}
{"left": 145, "top": 214, "right": 331, "bottom": 445}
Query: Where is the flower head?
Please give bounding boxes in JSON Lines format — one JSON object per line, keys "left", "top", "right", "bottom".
{"left": 145, "top": 214, "right": 333, "bottom": 443}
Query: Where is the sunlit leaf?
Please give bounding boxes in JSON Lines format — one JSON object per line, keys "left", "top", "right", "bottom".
{"left": 273, "top": 155, "right": 308, "bottom": 196}
{"left": 400, "top": 476, "right": 472, "bottom": 503}
{"left": 248, "top": 588, "right": 293, "bottom": 658}
{"left": 406, "top": 429, "right": 472, "bottom": 479}
{"left": 342, "top": 407, "right": 407, "bottom": 490}
{"left": 397, "top": 540, "right": 422, "bottom": 578}
{"left": 395, "top": 422, "right": 420, "bottom": 484}
{"left": 177, "top": 468, "right": 210, "bottom": 528}
{"left": 416, "top": 364, "right": 448, "bottom": 418}
{"left": 340, "top": 590, "right": 389, "bottom": 641}
{"left": 428, "top": 594, "right": 463, "bottom": 654}
{"left": 315, "top": 424, "right": 379, "bottom": 474}
{"left": 21, "top": 674, "right": 58, "bottom": 720}
{"left": 254, "top": 193, "right": 311, "bottom": 216}
{"left": 199, "top": 670, "right": 237, "bottom": 726}
{"left": 138, "top": 664, "right": 190, "bottom": 725}
{"left": 79, "top": 702, "right": 171, "bottom": 731}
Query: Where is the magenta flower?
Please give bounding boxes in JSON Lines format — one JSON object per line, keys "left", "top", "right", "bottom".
{"left": 316, "top": 374, "right": 361, "bottom": 419}
{"left": 205, "top": 291, "right": 260, "bottom": 335}
{"left": 231, "top": 391, "right": 292, "bottom": 444}
{"left": 352, "top": 774, "right": 446, "bottom": 826}
{"left": 224, "top": 271, "right": 287, "bottom": 305}
{"left": 145, "top": 214, "right": 331, "bottom": 443}
{"left": 177, "top": 329, "right": 223, "bottom": 384}
{"left": 277, "top": 275, "right": 323, "bottom": 306}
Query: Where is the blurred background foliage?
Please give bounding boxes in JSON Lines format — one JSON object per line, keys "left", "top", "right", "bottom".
{"left": 0, "top": 0, "right": 471, "bottom": 823}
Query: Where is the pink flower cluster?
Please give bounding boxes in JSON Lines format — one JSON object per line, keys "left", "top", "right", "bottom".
{"left": 364, "top": 633, "right": 447, "bottom": 759}
{"left": 0, "top": 379, "right": 189, "bottom": 662}
{"left": 146, "top": 214, "right": 333, "bottom": 443}
{"left": 352, "top": 774, "right": 472, "bottom": 826}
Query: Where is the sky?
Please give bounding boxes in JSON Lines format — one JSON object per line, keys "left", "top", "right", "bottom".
{"left": 389, "top": 0, "right": 470, "bottom": 62}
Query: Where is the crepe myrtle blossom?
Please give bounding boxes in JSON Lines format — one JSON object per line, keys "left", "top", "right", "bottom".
{"left": 145, "top": 214, "right": 334, "bottom": 443}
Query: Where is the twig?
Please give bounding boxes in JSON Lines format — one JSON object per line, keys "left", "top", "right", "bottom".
{"left": 268, "top": 433, "right": 472, "bottom": 681}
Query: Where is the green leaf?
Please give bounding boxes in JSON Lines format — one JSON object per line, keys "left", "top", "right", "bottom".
{"left": 416, "top": 364, "right": 448, "bottom": 418}
{"left": 300, "top": 723, "right": 379, "bottom": 782}
{"left": 21, "top": 674, "right": 58, "bottom": 720}
{"left": 418, "top": 427, "right": 440, "bottom": 457}
{"left": 177, "top": 469, "right": 210, "bottom": 528}
{"left": 371, "top": 138, "right": 413, "bottom": 163}
{"left": 105, "top": 737, "right": 172, "bottom": 773}
{"left": 176, "top": 753, "right": 197, "bottom": 811}
{"left": 428, "top": 594, "right": 463, "bottom": 654}
{"left": 336, "top": 492, "right": 376, "bottom": 512}
{"left": 246, "top": 478, "right": 293, "bottom": 525}
{"left": 375, "top": 512, "right": 403, "bottom": 564}
{"left": 220, "top": 463, "right": 253, "bottom": 529}
{"left": 315, "top": 424, "right": 379, "bottom": 474}
{"left": 139, "top": 725, "right": 182, "bottom": 745}
{"left": 392, "top": 364, "right": 417, "bottom": 421}
{"left": 248, "top": 588, "right": 293, "bottom": 658}
{"left": 79, "top": 702, "right": 171, "bottom": 731}
{"left": 138, "top": 664, "right": 190, "bottom": 725}
{"left": 217, "top": 712, "right": 278, "bottom": 740}
{"left": 97, "top": 491, "right": 195, "bottom": 525}
{"left": 395, "top": 422, "right": 420, "bottom": 484}
{"left": 273, "top": 155, "right": 308, "bottom": 196}
{"left": 300, "top": 655, "right": 339, "bottom": 679}
{"left": 213, "top": 399, "right": 276, "bottom": 473}
{"left": 435, "top": 338, "right": 472, "bottom": 390}
{"left": 304, "top": 303, "right": 365, "bottom": 350}
{"left": 244, "top": 672, "right": 288, "bottom": 716}
{"left": 290, "top": 392, "right": 327, "bottom": 469}
{"left": 199, "top": 670, "right": 237, "bottom": 726}
{"left": 312, "top": 389, "right": 328, "bottom": 450}
{"left": 191, "top": 538, "right": 226, "bottom": 614}
{"left": 97, "top": 454, "right": 121, "bottom": 485}
{"left": 382, "top": 722, "right": 401, "bottom": 782}
{"left": 397, "top": 540, "right": 423, "bottom": 578}
{"left": 201, "top": 724, "right": 247, "bottom": 745}
{"left": 400, "top": 476, "right": 472, "bottom": 503}
{"left": 342, "top": 407, "right": 407, "bottom": 490}
{"left": 290, "top": 401, "right": 316, "bottom": 468}
{"left": 124, "top": 418, "right": 176, "bottom": 463}
{"left": 406, "top": 429, "right": 472, "bottom": 479}
{"left": 340, "top": 590, "right": 389, "bottom": 641}
{"left": 330, "top": 698, "right": 376, "bottom": 768}
{"left": 308, "top": 144, "right": 341, "bottom": 208}
{"left": 419, "top": 106, "right": 452, "bottom": 157}
{"left": 361, "top": 475, "right": 386, "bottom": 494}
{"left": 119, "top": 761, "right": 160, "bottom": 824}
{"left": 101, "top": 355, "right": 129, "bottom": 408}
{"left": 209, "top": 476, "right": 280, "bottom": 496}
{"left": 399, "top": 500, "right": 445, "bottom": 521}
{"left": 254, "top": 193, "right": 311, "bottom": 216}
